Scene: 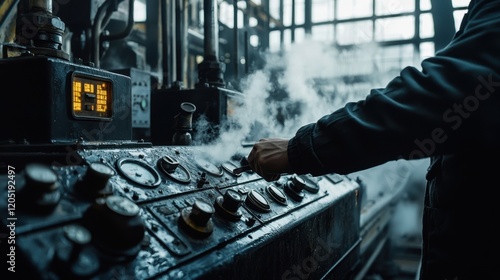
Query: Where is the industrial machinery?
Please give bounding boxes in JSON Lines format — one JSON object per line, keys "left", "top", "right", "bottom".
{"left": 0, "top": 0, "right": 415, "bottom": 279}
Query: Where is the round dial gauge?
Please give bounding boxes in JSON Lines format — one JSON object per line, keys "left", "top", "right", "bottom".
{"left": 116, "top": 158, "right": 161, "bottom": 188}
{"left": 194, "top": 157, "right": 223, "bottom": 177}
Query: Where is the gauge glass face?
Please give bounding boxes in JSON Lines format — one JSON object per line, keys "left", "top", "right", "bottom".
{"left": 194, "top": 157, "right": 223, "bottom": 177}
{"left": 116, "top": 158, "right": 161, "bottom": 187}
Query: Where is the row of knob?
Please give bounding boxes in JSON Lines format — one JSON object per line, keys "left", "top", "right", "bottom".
{"left": 179, "top": 175, "right": 318, "bottom": 238}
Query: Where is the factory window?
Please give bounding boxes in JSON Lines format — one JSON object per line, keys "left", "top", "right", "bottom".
{"left": 337, "top": 0, "right": 373, "bottom": 20}
{"left": 419, "top": 13, "right": 435, "bottom": 39}
{"left": 133, "top": 0, "right": 147, "bottom": 22}
{"left": 312, "top": 0, "right": 335, "bottom": 23}
{"left": 312, "top": 24, "right": 335, "bottom": 42}
{"left": 214, "top": 0, "right": 468, "bottom": 91}
{"left": 337, "top": 20, "right": 373, "bottom": 45}
{"left": 375, "top": 0, "right": 415, "bottom": 15}
{"left": 374, "top": 16, "right": 414, "bottom": 41}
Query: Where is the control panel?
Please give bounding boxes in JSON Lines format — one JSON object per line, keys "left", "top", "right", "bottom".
{"left": 0, "top": 144, "right": 361, "bottom": 279}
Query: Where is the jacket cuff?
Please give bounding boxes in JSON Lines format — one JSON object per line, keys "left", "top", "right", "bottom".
{"left": 287, "top": 123, "right": 326, "bottom": 176}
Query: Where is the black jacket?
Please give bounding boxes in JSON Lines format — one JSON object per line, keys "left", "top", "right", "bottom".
{"left": 288, "top": 0, "right": 500, "bottom": 279}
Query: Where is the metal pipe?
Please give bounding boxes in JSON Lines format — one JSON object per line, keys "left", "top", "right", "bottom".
{"left": 101, "top": 0, "right": 135, "bottom": 42}
{"left": 160, "top": 0, "right": 172, "bottom": 87}
{"left": 233, "top": 0, "right": 238, "bottom": 80}
{"left": 203, "top": 0, "right": 218, "bottom": 60}
{"left": 92, "top": 0, "right": 112, "bottom": 67}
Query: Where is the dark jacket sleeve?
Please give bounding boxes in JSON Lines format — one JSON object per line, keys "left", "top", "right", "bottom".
{"left": 288, "top": 0, "right": 500, "bottom": 176}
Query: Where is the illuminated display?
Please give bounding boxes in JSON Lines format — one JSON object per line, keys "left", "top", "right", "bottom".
{"left": 72, "top": 74, "right": 113, "bottom": 120}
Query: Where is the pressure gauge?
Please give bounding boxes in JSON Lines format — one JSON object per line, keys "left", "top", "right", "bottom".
{"left": 194, "top": 157, "right": 223, "bottom": 177}
{"left": 116, "top": 158, "right": 161, "bottom": 188}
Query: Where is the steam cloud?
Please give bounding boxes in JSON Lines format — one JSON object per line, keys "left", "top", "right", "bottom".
{"left": 194, "top": 38, "right": 390, "bottom": 163}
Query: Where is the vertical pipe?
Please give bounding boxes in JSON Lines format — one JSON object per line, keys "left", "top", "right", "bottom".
{"left": 291, "top": 0, "right": 295, "bottom": 42}
{"left": 146, "top": 0, "right": 161, "bottom": 77}
{"left": 304, "top": 0, "right": 312, "bottom": 34}
{"left": 175, "top": 0, "right": 189, "bottom": 85}
{"left": 203, "top": 0, "right": 218, "bottom": 60}
{"left": 161, "top": 0, "right": 171, "bottom": 87}
{"left": 233, "top": 0, "right": 239, "bottom": 80}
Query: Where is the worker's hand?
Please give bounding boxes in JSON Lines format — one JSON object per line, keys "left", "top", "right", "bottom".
{"left": 247, "top": 138, "right": 292, "bottom": 182}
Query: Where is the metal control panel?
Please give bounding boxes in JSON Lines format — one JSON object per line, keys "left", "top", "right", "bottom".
{"left": 0, "top": 144, "right": 361, "bottom": 279}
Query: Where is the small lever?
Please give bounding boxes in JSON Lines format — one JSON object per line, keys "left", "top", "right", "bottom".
{"left": 232, "top": 165, "right": 252, "bottom": 174}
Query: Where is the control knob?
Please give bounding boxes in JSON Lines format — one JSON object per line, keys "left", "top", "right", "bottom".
{"left": 178, "top": 200, "right": 215, "bottom": 238}
{"left": 19, "top": 163, "right": 61, "bottom": 212}
{"left": 83, "top": 195, "right": 145, "bottom": 259}
{"left": 214, "top": 189, "right": 244, "bottom": 221}
{"left": 52, "top": 224, "right": 99, "bottom": 278}
{"left": 284, "top": 175, "right": 306, "bottom": 202}
{"left": 75, "top": 162, "right": 115, "bottom": 199}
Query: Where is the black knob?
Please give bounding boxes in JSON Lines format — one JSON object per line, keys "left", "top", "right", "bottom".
{"left": 290, "top": 175, "right": 306, "bottom": 192}
{"left": 83, "top": 196, "right": 145, "bottom": 259}
{"left": 85, "top": 162, "right": 114, "bottom": 190}
{"left": 75, "top": 162, "right": 114, "bottom": 198}
{"left": 52, "top": 225, "right": 99, "bottom": 278}
{"left": 222, "top": 190, "right": 243, "bottom": 212}
{"left": 25, "top": 163, "right": 58, "bottom": 192}
{"left": 20, "top": 163, "right": 61, "bottom": 212}
{"left": 178, "top": 200, "right": 215, "bottom": 238}
{"left": 189, "top": 200, "right": 215, "bottom": 226}
{"left": 215, "top": 189, "right": 243, "bottom": 221}
{"left": 284, "top": 175, "right": 305, "bottom": 202}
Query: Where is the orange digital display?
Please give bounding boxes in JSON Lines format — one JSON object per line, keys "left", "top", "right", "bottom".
{"left": 72, "top": 74, "right": 113, "bottom": 119}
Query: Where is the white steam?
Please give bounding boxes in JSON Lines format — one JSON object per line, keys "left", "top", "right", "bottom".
{"left": 195, "top": 38, "right": 386, "bottom": 162}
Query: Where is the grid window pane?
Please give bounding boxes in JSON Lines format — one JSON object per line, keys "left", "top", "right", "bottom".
{"left": 374, "top": 44, "right": 415, "bottom": 73}
{"left": 295, "top": 28, "right": 306, "bottom": 43}
{"left": 452, "top": 0, "right": 470, "bottom": 8}
{"left": 284, "top": 0, "right": 306, "bottom": 26}
{"left": 270, "top": 0, "right": 281, "bottom": 22}
{"left": 337, "top": 0, "right": 373, "bottom": 20}
{"left": 283, "top": 0, "right": 292, "bottom": 26}
{"left": 312, "top": 0, "right": 335, "bottom": 22}
{"left": 420, "top": 0, "right": 431, "bottom": 11}
{"left": 337, "top": 20, "right": 373, "bottom": 45}
{"left": 420, "top": 42, "right": 435, "bottom": 59}
{"left": 312, "top": 24, "right": 334, "bottom": 42}
{"left": 375, "top": 16, "right": 414, "bottom": 41}
{"left": 269, "top": 31, "right": 281, "bottom": 52}
{"left": 420, "top": 13, "right": 434, "bottom": 38}
{"left": 375, "top": 0, "right": 415, "bottom": 16}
